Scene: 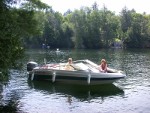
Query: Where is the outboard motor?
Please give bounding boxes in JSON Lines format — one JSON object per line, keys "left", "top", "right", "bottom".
{"left": 27, "top": 61, "right": 38, "bottom": 71}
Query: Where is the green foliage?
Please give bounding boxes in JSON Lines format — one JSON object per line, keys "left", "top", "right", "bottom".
{"left": 120, "top": 8, "right": 150, "bottom": 48}
{"left": 0, "top": 0, "right": 49, "bottom": 76}
{"left": 23, "top": 2, "right": 150, "bottom": 49}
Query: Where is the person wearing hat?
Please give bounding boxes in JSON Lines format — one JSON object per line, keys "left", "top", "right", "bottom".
{"left": 99, "top": 59, "right": 107, "bottom": 72}
{"left": 65, "top": 58, "right": 74, "bottom": 70}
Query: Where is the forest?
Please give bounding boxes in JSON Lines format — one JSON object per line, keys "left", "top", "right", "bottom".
{"left": 22, "top": 2, "right": 150, "bottom": 49}
{"left": 1, "top": 0, "right": 150, "bottom": 76}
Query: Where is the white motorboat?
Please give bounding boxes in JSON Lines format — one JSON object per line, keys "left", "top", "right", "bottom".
{"left": 27, "top": 59, "right": 126, "bottom": 85}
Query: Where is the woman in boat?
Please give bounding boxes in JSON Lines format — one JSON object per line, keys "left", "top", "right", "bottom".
{"left": 65, "top": 58, "right": 74, "bottom": 70}
{"left": 99, "top": 59, "right": 107, "bottom": 73}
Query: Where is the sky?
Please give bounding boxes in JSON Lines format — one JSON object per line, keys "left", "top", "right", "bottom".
{"left": 41, "top": 0, "right": 150, "bottom": 15}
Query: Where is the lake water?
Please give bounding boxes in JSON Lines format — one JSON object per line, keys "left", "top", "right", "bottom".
{"left": 1, "top": 49, "right": 150, "bottom": 113}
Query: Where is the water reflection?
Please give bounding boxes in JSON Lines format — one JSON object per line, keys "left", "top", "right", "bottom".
{"left": 28, "top": 81, "right": 124, "bottom": 102}
{"left": 1, "top": 48, "right": 150, "bottom": 112}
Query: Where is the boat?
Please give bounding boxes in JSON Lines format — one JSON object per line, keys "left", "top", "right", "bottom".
{"left": 27, "top": 59, "right": 126, "bottom": 85}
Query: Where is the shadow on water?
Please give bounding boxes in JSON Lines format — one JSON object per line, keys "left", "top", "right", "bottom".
{"left": 0, "top": 101, "right": 17, "bottom": 113}
{"left": 28, "top": 81, "right": 124, "bottom": 101}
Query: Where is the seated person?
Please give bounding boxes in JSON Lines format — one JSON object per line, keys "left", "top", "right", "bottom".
{"left": 65, "top": 58, "right": 74, "bottom": 70}
{"left": 99, "top": 59, "right": 107, "bottom": 73}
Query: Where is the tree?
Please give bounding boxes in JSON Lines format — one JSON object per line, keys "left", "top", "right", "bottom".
{"left": 0, "top": 0, "right": 49, "bottom": 77}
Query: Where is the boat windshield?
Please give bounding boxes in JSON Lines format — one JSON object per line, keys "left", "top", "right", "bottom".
{"left": 75, "top": 63, "right": 89, "bottom": 70}
{"left": 74, "top": 62, "right": 99, "bottom": 73}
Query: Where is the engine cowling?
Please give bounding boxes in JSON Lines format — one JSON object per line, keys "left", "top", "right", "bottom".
{"left": 27, "top": 61, "right": 38, "bottom": 71}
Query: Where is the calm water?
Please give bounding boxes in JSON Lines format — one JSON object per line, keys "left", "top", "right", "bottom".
{"left": 1, "top": 49, "right": 150, "bottom": 113}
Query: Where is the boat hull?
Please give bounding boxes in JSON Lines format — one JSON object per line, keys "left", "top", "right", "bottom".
{"left": 27, "top": 69, "right": 125, "bottom": 85}
{"left": 27, "top": 59, "right": 126, "bottom": 85}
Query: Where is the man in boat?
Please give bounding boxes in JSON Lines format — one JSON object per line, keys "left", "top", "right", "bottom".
{"left": 99, "top": 59, "right": 107, "bottom": 73}
{"left": 65, "top": 58, "right": 74, "bottom": 70}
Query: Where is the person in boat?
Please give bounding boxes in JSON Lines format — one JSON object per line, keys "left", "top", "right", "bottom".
{"left": 99, "top": 59, "right": 107, "bottom": 73}
{"left": 65, "top": 58, "right": 74, "bottom": 70}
